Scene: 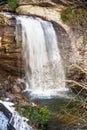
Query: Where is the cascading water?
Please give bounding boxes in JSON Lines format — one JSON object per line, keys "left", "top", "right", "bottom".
{"left": 0, "top": 111, "right": 9, "bottom": 130}
{"left": 0, "top": 100, "right": 33, "bottom": 130}
{"left": 16, "top": 16, "right": 68, "bottom": 98}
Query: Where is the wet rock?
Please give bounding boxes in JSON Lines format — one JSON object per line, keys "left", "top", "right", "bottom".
{"left": 0, "top": 90, "right": 6, "bottom": 97}
{"left": 12, "top": 84, "right": 22, "bottom": 94}
{"left": 16, "top": 82, "right": 26, "bottom": 91}
{"left": 16, "top": 5, "right": 65, "bottom": 29}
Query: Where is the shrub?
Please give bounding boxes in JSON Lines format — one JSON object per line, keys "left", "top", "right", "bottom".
{"left": 61, "top": 7, "right": 87, "bottom": 27}
{"left": 15, "top": 104, "right": 49, "bottom": 130}
{"left": 7, "top": 0, "right": 17, "bottom": 9}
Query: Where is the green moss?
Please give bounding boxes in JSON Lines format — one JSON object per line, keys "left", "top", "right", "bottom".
{"left": 15, "top": 103, "right": 49, "bottom": 130}
{"left": 61, "top": 7, "right": 87, "bottom": 27}
{"left": 7, "top": 0, "right": 17, "bottom": 9}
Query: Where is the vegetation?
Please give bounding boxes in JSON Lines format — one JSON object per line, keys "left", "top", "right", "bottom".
{"left": 0, "top": 14, "right": 6, "bottom": 25}
{"left": 15, "top": 103, "right": 49, "bottom": 130}
{"left": 61, "top": 7, "right": 87, "bottom": 27}
{"left": 7, "top": 0, "right": 17, "bottom": 9}
{"left": 0, "top": 0, "right": 17, "bottom": 9}
{"left": 58, "top": 64, "right": 87, "bottom": 129}
{"left": 56, "top": 63, "right": 87, "bottom": 129}
{"left": 57, "top": 98, "right": 87, "bottom": 129}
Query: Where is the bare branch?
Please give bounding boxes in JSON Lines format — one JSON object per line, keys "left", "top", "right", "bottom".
{"left": 66, "top": 64, "right": 87, "bottom": 74}
{"left": 64, "top": 79, "right": 87, "bottom": 91}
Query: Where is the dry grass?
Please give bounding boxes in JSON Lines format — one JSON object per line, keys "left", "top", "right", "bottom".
{"left": 57, "top": 63, "right": 87, "bottom": 129}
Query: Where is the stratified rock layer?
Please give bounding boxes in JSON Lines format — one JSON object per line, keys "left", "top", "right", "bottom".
{"left": 0, "top": 14, "right": 24, "bottom": 77}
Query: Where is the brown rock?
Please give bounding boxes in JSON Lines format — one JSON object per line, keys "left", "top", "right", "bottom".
{"left": 0, "top": 14, "right": 24, "bottom": 77}
{"left": 12, "top": 84, "right": 22, "bottom": 94}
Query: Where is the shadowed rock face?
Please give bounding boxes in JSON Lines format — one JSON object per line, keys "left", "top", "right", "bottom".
{"left": 16, "top": 0, "right": 52, "bottom": 5}
{"left": 16, "top": 0, "right": 87, "bottom": 6}
{"left": 0, "top": 15, "right": 24, "bottom": 77}
{"left": 52, "top": 0, "right": 87, "bottom": 6}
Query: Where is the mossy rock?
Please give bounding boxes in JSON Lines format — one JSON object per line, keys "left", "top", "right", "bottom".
{"left": 61, "top": 7, "right": 87, "bottom": 28}
{"left": 0, "top": 14, "right": 7, "bottom": 25}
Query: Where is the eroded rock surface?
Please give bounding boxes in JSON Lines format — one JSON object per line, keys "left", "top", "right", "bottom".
{"left": 0, "top": 14, "right": 24, "bottom": 77}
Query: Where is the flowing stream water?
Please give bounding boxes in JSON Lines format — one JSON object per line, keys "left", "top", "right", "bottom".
{"left": 0, "top": 111, "right": 9, "bottom": 130}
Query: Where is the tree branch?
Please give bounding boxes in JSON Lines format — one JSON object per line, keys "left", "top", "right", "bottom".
{"left": 64, "top": 79, "right": 87, "bottom": 91}
{"left": 66, "top": 64, "right": 87, "bottom": 74}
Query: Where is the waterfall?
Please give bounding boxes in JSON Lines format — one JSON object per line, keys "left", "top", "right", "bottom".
{"left": 0, "top": 12, "right": 68, "bottom": 99}
{"left": 16, "top": 16, "right": 68, "bottom": 98}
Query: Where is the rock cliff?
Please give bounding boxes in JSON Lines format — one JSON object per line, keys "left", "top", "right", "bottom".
{"left": 0, "top": 14, "right": 24, "bottom": 77}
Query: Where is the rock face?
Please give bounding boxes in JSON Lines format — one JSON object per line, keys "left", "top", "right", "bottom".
{"left": 16, "top": 0, "right": 52, "bottom": 5}
{"left": 16, "top": 0, "right": 87, "bottom": 6}
{"left": 0, "top": 14, "right": 24, "bottom": 77}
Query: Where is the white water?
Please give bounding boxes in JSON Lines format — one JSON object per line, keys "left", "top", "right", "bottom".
{"left": 0, "top": 100, "right": 33, "bottom": 130}
{"left": 0, "top": 111, "right": 9, "bottom": 130}
{"left": 16, "top": 16, "right": 68, "bottom": 98}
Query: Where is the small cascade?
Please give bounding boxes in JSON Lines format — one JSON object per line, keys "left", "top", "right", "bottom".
{"left": 0, "top": 100, "right": 33, "bottom": 130}
{"left": 0, "top": 111, "right": 9, "bottom": 130}
{"left": 16, "top": 16, "right": 68, "bottom": 98}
